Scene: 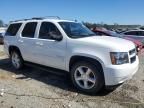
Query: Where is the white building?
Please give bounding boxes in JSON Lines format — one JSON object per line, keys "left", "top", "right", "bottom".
{"left": 0, "top": 27, "right": 6, "bottom": 33}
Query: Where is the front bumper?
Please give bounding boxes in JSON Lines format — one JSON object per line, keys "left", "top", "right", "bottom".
{"left": 104, "top": 56, "right": 139, "bottom": 86}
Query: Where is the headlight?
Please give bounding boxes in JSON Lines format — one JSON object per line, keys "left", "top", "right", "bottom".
{"left": 110, "top": 52, "right": 129, "bottom": 65}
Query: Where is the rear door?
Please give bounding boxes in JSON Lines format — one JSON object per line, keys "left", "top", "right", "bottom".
{"left": 137, "top": 31, "right": 144, "bottom": 43}
{"left": 18, "top": 22, "right": 38, "bottom": 63}
{"left": 4, "top": 23, "right": 22, "bottom": 54}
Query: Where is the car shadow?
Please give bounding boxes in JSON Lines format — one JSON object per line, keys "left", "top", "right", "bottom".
{"left": 0, "top": 58, "right": 115, "bottom": 96}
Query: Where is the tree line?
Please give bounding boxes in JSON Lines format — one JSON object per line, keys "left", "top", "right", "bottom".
{"left": 0, "top": 19, "right": 141, "bottom": 31}
{"left": 82, "top": 22, "right": 140, "bottom": 31}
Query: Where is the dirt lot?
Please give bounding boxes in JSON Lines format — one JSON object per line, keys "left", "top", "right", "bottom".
{"left": 0, "top": 45, "right": 144, "bottom": 108}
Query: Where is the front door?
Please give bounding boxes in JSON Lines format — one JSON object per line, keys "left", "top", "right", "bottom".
{"left": 35, "top": 22, "right": 66, "bottom": 70}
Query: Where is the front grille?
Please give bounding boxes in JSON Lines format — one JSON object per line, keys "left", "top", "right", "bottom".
{"left": 129, "top": 48, "right": 136, "bottom": 55}
{"left": 129, "top": 48, "right": 136, "bottom": 63}
{"left": 130, "top": 56, "right": 136, "bottom": 63}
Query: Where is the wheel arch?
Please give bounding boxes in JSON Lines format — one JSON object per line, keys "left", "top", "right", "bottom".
{"left": 69, "top": 55, "right": 104, "bottom": 72}
{"left": 8, "top": 46, "right": 22, "bottom": 56}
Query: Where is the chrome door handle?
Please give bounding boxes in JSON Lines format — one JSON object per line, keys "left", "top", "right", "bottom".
{"left": 18, "top": 39, "right": 23, "bottom": 43}
{"left": 36, "top": 42, "right": 43, "bottom": 46}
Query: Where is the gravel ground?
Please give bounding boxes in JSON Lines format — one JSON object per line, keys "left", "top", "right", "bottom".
{"left": 0, "top": 45, "right": 4, "bottom": 55}
{"left": 0, "top": 45, "right": 144, "bottom": 108}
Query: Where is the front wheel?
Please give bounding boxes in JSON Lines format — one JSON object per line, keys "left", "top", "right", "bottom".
{"left": 10, "top": 51, "right": 24, "bottom": 70}
{"left": 70, "top": 61, "right": 104, "bottom": 94}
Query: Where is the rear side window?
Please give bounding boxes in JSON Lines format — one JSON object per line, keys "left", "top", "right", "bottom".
{"left": 22, "top": 22, "right": 37, "bottom": 38}
{"left": 6, "top": 23, "right": 22, "bottom": 36}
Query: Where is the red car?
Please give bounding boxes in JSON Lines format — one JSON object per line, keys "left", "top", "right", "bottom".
{"left": 93, "top": 29, "right": 143, "bottom": 52}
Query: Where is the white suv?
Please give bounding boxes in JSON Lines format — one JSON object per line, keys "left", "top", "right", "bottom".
{"left": 4, "top": 17, "right": 139, "bottom": 93}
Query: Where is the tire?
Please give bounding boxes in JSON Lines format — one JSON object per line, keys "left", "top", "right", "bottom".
{"left": 10, "top": 50, "right": 24, "bottom": 70}
{"left": 70, "top": 61, "right": 104, "bottom": 94}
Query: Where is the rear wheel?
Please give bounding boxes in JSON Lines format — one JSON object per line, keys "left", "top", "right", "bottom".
{"left": 10, "top": 51, "right": 24, "bottom": 69}
{"left": 71, "top": 61, "right": 104, "bottom": 94}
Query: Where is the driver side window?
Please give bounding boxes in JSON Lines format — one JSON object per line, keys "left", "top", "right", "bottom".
{"left": 39, "top": 22, "right": 61, "bottom": 40}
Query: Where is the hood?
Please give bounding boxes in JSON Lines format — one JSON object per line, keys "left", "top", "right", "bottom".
{"left": 76, "top": 36, "right": 135, "bottom": 52}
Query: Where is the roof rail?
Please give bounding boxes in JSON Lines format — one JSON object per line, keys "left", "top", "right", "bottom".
{"left": 10, "top": 16, "right": 61, "bottom": 23}
{"left": 10, "top": 18, "right": 33, "bottom": 22}
{"left": 31, "top": 17, "right": 43, "bottom": 20}
{"left": 15, "top": 19, "right": 31, "bottom": 22}
{"left": 32, "top": 16, "right": 60, "bottom": 20}
{"left": 45, "top": 16, "right": 60, "bottom": 19}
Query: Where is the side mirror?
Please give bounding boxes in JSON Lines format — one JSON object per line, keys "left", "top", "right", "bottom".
{"left": 49, "top": 32, "right": 63, "bottom": 41}
{"left": 54, "top": 35, "right": 63, "bottom": 41}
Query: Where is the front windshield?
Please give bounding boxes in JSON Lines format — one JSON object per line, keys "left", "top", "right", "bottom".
{"left": 59, "top": 22, "right": 95, "bottom": 38}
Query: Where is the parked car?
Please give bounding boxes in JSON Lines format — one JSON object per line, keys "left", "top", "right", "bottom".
{"left": 0, "top": 28, "right": 6, "bottom": 44}
{"left": 0, "top": 32, "right": 4, "bottom": 44}
{"left": 139, "top": 26, "right": 144, "bottom": 30}
{"left": 93, "top": 29, "right": 143, "bottom": 52}
{"left": 4, "top": 17, "right": 139, "bottom": 94}
{"left": 122, "top": 30, "right": 144, "bottom": 46}
{"left": 0, "top": 33, "right": 3, "bottom": 44}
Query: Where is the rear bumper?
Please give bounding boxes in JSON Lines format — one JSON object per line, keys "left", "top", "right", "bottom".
{"left": 104, "top": 56, "right": 139, "bottom": 86}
